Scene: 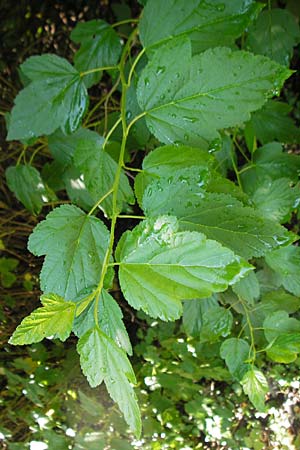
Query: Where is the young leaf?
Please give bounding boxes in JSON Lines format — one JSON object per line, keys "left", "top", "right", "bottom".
{"left": 73, "top": 290, "right": 132, "bottom": 355}
{"left": 7, "top": 54, "right": 88, "bottom": 140}
{"left": 74, "top": 132, "right": 134, "bottom": 217}
{"left": 77, "top": 326, "right": 141, "bottom": 436}
{"left": 71, "top": 20, "right": 122, "bottom": 88}
{"left": 9, "top": 293, "right": 76, "bottom": 345}
{"left": 6, "top": 165, "right": 56, "bottom": 215}
{"left": 143, "top": 184, "right": 294, "bottom": 259}
{"left": 245, "top": 100, "right": 300, "bottom": 145}
{"left": 116, "top": 216, "right": 251, "bottom": 321}
{"left": 139, "top": 0, "right": 262, "bottom": 52}
{"left": 265, "top": 246, "right": 300, "bottom": 297}
{"left": 266, "top": 334, "right": 300, "bottom": 364}
{"left": 250, "top": 177, "right": 299, "bottom": 222}
{"left": 28, "top": 204, "right": 112, "bottom": 299}
{"left": 182, "top": 296, "right": 218, "bottom": 337}
{"left": 246, "top": 8, "right": 300, "bottom": 65}
{"left": 240, "top": 367, "right": 268, "bottom": 411}
{"left": 241, "top": 142, "right": 300, "bottom": 193}
{"left": 220, "top": 338, "right": 251, "bottom": 379}
{"left": 137, "top": 37, "right": 292, "bottom": 146}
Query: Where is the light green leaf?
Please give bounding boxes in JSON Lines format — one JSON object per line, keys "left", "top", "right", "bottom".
{"left": 73, "top": 290, "right": 132, "bottom": 355}
{"left": 245, "top": 100, "right": 300, "bottom": 145}
{"left": 246, "top": 8, "right": 300, "bottom": 65}
{"left": 74, "top": 132, "right": 134, "bottom": 217}
{"left": 6, "top": 165, "right": 56, "bottom": 215}
{"left": 241, "top": 367, "right": 268, "bottom": 411}
{"left": 267, "top": 333, "right": 300, "bottom": 363}
{"left": 9, "top": 293, "right": 76, "bottom": 345}
{"left": 71, "top": 20, "right": 122, "bottom": 88}
{"left": 137, "top": 37, "right": 291, "bottom": 146}
{"left": 140, "top": 0, "right": 262, "bottom": 52}
{"left": 265, "top": 245, "right": 300, "bottom": 296}
{"left": 200, "top": 306, "right": 233, "bottom": 342}
{"left": 251, "top": 177, "right": 299, "bottom": 222}
{"left": 263, "top": 310, "right": 300, "bottom": 343}
{"left": 77, "top": 326, "right": 141, "bottom": 436}
{"left": 220, "top": 338, "right": 251, "bottom": 379}
{"left": 261, "top": 289, "right": 300, "bottom": 315}
{"left": 7, "top": 54, "right": 88, "bottom": 140}
{"left": 143, "top": 183, "right": 294, "bottom": 259}
{"left": 28, "top": 204, "right": 112, "bottom": 299}
{"left": 182, "top": 296, "right": 218, "bottom": 337}
{"left": 48, "top": 127, "right": 94, "bottom": 165}
{"left": 241, "top": 142, "right": 300, "bottom": 193}
{"left": 116, "top": 216, "right": 251, "bottom": 321}
{"left": 232, "top": 271, "right": 260, "bottom": 306}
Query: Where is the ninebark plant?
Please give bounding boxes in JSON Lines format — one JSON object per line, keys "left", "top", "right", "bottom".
{"left": 5, "top": 0, "right": 300, "bottom": 436}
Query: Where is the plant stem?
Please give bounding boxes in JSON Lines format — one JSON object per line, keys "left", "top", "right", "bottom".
{"left": 93, "top": 27, "right": 139, "bottom": 326}
{"left": 80, "top": 65, "right": 119, "bottom": 77}
{"left": 112, "top": 18, "right": 139, "bottom": 28}
{"left": 88, "top": 188, "right": 114, "bottom": 216}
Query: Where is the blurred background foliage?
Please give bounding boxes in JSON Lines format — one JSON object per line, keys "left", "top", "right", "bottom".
{"left": 1, "top": 1, "right": 300, "bottom": 449}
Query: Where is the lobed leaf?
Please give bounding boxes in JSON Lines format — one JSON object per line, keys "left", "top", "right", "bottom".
{"left": 240, "top": 367, "right": 268, "bottom": 411}
{"left": 9, "top": 293, "right": 76, "bottom": 345}
{"left": 116, "top": 216, "right": 251, "bottom": 321}
{"left": 265, "top": 245, "right": 300, "bottom": 297}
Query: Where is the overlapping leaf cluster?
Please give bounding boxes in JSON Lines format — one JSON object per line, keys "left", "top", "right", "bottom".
{"left": 6, "top": 0, "right": 300, "bottom": 436}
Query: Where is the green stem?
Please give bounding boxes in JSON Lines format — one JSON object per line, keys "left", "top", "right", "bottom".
{"left": 128, "top": 47, "right": 146, "bottom": 86}
{"left": 112, "top": 18, "right": 139, "bottom": 28}
{"left": 80, "top": 65, "right": 119, "bottom": 77}
{"left": 123, "top": 165, "right": 143, "bottom": 173}
{"left": 118, "top": 214, "right": 145, "bottom": 220}
{"left": 93, "top": 28, "right": 139, "bottom": 326}
{"left": 88, "top": 188, "right": 114, "bottom": 216}
{"left": 29, "top": 144, "right": 46, "bottom": 165}
{"left": 102, "top": 116, "right": 122, "bottom": 149}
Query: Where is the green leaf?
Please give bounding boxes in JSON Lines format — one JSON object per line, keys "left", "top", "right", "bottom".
{"left": 200, "top": 306, "right": 233, "bottom": 342}
{"left": 48, "top": 127, "right": 94, "bottom": 165}
{"left": 74, "top": 132, "right": 134, "bottom": 217}
{"left": 240, "top": 367, "right": 268, "bottom": 411}
{"left": 116, "top": 216, "right": 251, "bottom": 321}
{"left": 0, "top": 257, "right": 19, "bottom": 288}
{"left": 263, "top": 310, "right": 300, "bottom": 343}
{"left": 246, "top": 8, "right": 300, "bottom": 65}
{"left": 6, "top": 165, "right": 56, "bottom": 215}
{"left": 241, "top": 142, "right": 300, "bottom": 193}
{"left": 261, "top": 289, "right": 300, "bottom": 315}
{"left": 77, "top": 326, "right": 141, "bottom": 436}
{"left": 140, "top": 0, "right": 262, "bottom": 52}
{"left": 232, "top": 271, "right": 260, "bottom": 306}
{"left": 267, "top": 333, "right": 300, "bottom": 363}
{"left": 9, "top": 293, "right": 76, "bottom": 345}
{"left": 28, "top": 204, "right": 112, "bottom": 299}
{"left": 265, "top": 245, "right": 300, "bottom": 296}
{"left": 73, "top": 290, "right": 132, "bottom": 355}
{"left": 63, "top": 165, "right": 95, "bottom": 212}
{"left": 220, "top": 338, "right": 251, "bottom": 379}
{"left": 7, "top": 54, "right": 88, "bottom": 140}
{"left": 143, "top": 182, "right": 294, "bottom": 259}
{"left": 137, "top": 37, "right": 292, "bottom": 146}
{"left": 250, "top": 177, "right": 299, "bottom": 222}
{"left": 245, "top": 100, "right": 300, "bottom": 145}
{"left": 182, "top": 296, "right": 218, "bottom": 337}
{"left": 71, "top": 20, "right": 122, "bottom": 88}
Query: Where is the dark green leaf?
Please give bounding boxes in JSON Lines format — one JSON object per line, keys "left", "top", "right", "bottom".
{"left": 140, "top": 0, "right": 262, "bottom": 52}
{"left": 6, "top": 165, "right": 56, "bottom": 214}
{"left": 74, "top": 132, "right": 134, "bottom": 217}
{"left": 7, "top": 54, "right": 88, "bottom": 140}
{"left": 137, "top": 37, "right": 291, "bottom": 146}
{"left": 9, "top": 293, "right": 76, "bottom": 345}
{"left": 220, "top": 338, "right": 251, "bottom": 379}
{"left": 182, "top": 296, "right": 218, "bottom": 337}
{"left": 245, "top": 100, "right": 300, "bottom": 145}
{"left": 28, "top": 204, "right": 112, "bottom": 299}
{"left": 265, "top": 245, "right": 300, "bottom": 296}
{"left": 232, "top": 271, "right": 260, "bottom": 306}
{"left": 200, "top": 306, "right": 233, "bottom": 342}
{"left": 71, "top": 20, "right": 122, "bottom": 88}
{"left": 263, "top": 310, "right": 300, "bottom": 342}
{"left": 246, "top": 9, "right": 300, "bottom": 65}
{"left": 116, "top": 216, "right": 251, "bottom": 321}
{"left": 48, "top": 127, "right": 94, "bottom": 165}
{"left": 261, "top": 289, "right": 300, "bottom": 315}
